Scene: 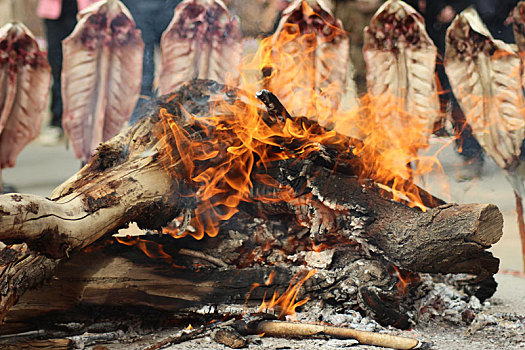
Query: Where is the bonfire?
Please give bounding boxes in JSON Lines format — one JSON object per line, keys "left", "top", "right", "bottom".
{"left": 0, "top": 1, "right": 524, "bottom": 349}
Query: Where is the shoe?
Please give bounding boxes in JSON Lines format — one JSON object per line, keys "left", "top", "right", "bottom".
{"left": 38, "top": 126, "right": 63, "bottom": 146}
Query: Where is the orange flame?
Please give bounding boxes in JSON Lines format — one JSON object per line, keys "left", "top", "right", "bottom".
{"left": 114, "top": 236, "right": 184, "bottom": 268}
{"left": 156, "top": 0, "right": 447, "bottom": 241}
{"left": 311, "top": 240, "right": 330, "bottom": 252}
{"left": 265, "top": 271, "right": 276, "bottom": 285}
{"left": 258, "top": 269, "right": 316, "bottom": 320}
{"left": 391, "top": 265, "right": 420, "bottom": 296}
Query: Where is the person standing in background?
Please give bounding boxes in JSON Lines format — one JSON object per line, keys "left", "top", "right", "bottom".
{"left": 122, "top": 0, "right": 181, "bottom": 124}
{"left": 37, "top": 0, "right": 98, "bottom": 143}
{"left": 38, "top": 0, "right": 182, "bottom": 137}
{"left": 334, "top": 0, "right": 382, "bottom": 94}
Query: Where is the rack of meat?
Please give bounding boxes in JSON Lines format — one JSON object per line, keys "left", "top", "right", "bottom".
{"left": 445, "top": 7, "right": 525, "bottom": 269}
{"left": 261, "top": 0, "right": 358, "bottom": 121}
{"left": 0, "top": 22, "right": 50, "bottom": 170}
{"left": 61, "top": 0, "right": 144, "bottom": 163}
{"left": 363, "top": 0, "right": 440, "bottom": 172}
{"left": 158, "top": 0, "right": 241, "bottom": 95}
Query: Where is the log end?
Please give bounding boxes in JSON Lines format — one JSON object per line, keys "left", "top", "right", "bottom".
{"left": 373, "top": 202, "right": 504, "bottom": 278}
{"left": 421, "top": 203, "right": 503, "bottom": 277}
{"left": 469, "top": 203, "right": 504, "bottom": 247}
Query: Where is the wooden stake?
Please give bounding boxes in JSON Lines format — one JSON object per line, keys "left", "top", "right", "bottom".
{"left": 179, "top": 248, "right": 229, "bottom": 267}
{"left": 514, "top": 191, "right": 525, "bottom": 271}
{"left": 9, "top": 0, "right": 15, "bottom": 21}
{"left": 248, "top": 320, "right": 424, "bottom": 349}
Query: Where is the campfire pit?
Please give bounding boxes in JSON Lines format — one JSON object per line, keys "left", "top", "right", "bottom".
{"left": 0, "top": 80, "right": 505, "bottom": 348}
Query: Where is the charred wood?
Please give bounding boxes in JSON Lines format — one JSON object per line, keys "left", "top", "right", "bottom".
{"left": 0, "top": 80, "right": 503, "bottom": 328}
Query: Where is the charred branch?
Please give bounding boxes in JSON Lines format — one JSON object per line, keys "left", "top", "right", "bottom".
{"left": 235, "top": 320, "right": 423, "bottom": 349}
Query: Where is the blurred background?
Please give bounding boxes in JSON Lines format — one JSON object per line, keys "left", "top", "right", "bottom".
{"left": 0, "top": 0, "right": 43, "bottom": 36}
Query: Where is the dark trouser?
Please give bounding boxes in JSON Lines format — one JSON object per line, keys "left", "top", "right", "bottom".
{"left": 435, "top": 55, "right": 484, "bottom": 160}
{"left": 426, "top": 18, "right": 484, "bottom": 161}
{"left": 124, "top": 0, "right": 180, "bottom": 124}
{"left": 44, "top": 0, "right": 78, "bottom": 128}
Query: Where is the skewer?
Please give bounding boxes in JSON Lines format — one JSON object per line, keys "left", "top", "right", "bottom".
{"left": 239, "top": 320, "right": 428, "bottom": 350}
{"left": 514, "top": 191, "right": 525, "bottom": 270}
{"left": 9, "top": 0, "right": 15, "bottom": 21}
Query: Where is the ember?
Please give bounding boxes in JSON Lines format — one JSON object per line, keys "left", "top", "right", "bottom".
{"left": 255, "top": 269, "right": 315, "bottom": 320}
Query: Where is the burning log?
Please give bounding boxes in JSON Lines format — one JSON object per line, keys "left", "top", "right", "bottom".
{"left": 0, "top": 80, "right": 502, "bottom": 329}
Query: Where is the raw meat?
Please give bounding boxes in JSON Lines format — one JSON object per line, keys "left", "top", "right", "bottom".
{"left": 266, "top": 0, "right": 357, "bottom": 121}
{"left": 363, "top": 0, "right": 440, "bottom": 153}
{"left": 158, "top": 0, "right": 241, "bottom": 95}
{"left": 445, "top": 7, "right": 525, "bottom": 172}
{"left": 0, "top": 22, "right": 51, "bottom": 169}
{"left": 62, "top": 0, "right": 144, "bottom": 162}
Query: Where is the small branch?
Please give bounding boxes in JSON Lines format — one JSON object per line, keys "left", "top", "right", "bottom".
{"left": 144, "top": 319, "right": 235, "bottom": 350}
{"left": 9, "top": 0, "right": 16, "bottom": 21}
{"left": 143, "top": 327, "right": 208, "bottom": 350}
{"left": 179, "top": 248, "right": 229, "bottom": 267}
{"left": 1, "top": 338, "right": 72, "bottom": 350}
{"left": 242, "top": 320, "right": 425, "bottom": 350}
{"left": 69, "top": 331, "right": 124, "bottom": 348}
{"left": 256, "top": 89, "right": 292, "bottom": 122}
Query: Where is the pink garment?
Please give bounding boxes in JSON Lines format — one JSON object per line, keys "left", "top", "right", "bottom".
{"left": 37, "top": 0, "right": 99, "bottom": 20}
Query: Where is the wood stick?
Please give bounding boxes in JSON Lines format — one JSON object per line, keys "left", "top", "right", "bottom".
{"left": 144, "top": 328, "right": 207, "bottom": 350}
{"left": 9, "top": 0, "right": 15, "bottom": 21}
{"left": 144, "top": 319, "right": 235, "bottom": 350}
{"left": 179, "top": 248, "right": 229, "bottom": 267}
{"left": 256, "top": 89, "right": 292, "bottom": 122}
{"left": 514, "top": 191, "right": 525, "bottom": 271}
{"left": 251, "top": 320, "right": 423, "bottom": 349}
{"left": 0, "top": 338, "right": 72, "bottom": 350}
